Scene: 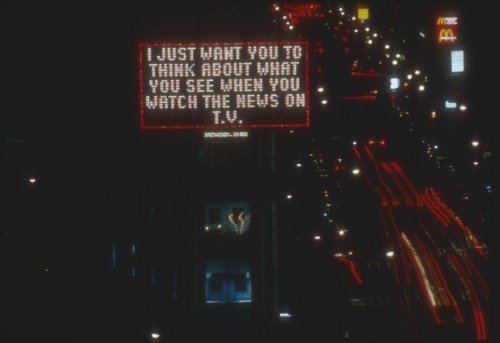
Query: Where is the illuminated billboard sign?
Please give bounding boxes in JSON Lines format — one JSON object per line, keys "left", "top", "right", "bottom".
{"left": 139, "top": 42, "right": 309, "bottom": 130}
{"left": 451, "top": 50, "right": 464, "bottom": 73}
{"left": 357, "top": 8, "right": 369, "bottom": 20}
{"left": 436, "top": 16, "right": 458, "bottom": 44}
{"left": 437, "top": 17, "right": 458, "bottom": 25}
{"left": 284, "top": 4, "right": 324, "bottom": 24}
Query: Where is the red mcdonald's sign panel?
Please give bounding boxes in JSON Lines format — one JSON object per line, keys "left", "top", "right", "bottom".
{"left": 437, "top": 27, "right": 457, "bottom": 44}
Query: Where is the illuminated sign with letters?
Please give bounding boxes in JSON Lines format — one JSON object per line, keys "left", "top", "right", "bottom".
{"left": 139, "top": 42, "right": 309, "bottom": 130}
{"left": 438, "top": 28, "right": 457, "bottom": 43}
{"left": 284, "top": 4, "right": 324, "bottom": 24}
{"left": 437, "top": 17, "right": 458, "bottom": 25}
{"left": 437, "top": 16, "right": 458, "bottom": 44}
{"left": 451, "top": 50, "right": 464, "bottom": 73}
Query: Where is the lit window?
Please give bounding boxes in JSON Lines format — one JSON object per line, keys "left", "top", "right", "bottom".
{"left": 206, "top": 260, "right": 251, "bottom": 304}
{"left": 205, "top": 202, "right": 250, "bottom": 234}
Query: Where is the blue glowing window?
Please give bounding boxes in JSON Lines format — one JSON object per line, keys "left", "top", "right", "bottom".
{"left": 205, "top": 260, "right": 251, "bottom": 303}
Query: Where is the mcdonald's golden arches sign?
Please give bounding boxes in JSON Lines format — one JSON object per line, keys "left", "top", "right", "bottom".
{"left": 436, "top": 16, "right": 458, "bottom": 44}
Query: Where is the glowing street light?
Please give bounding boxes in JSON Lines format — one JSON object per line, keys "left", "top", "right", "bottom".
{"left": 321, "top": 99, "right": 328, "bottom": 105}
{"left": 317, "top": 87, "right": 325, "bottom": 93}
{"left": 352, "top": 168, "right": 360, "bottom": 175}
{"left": 472, "top": 140, "right": 480, "bottom": 147}
{"left": 386, "top": 251, "right": 394, "bottom": 257}
{"left": 151, "top": 333, "right": 160, "bottom": 340}
{"left": 418, "top": 85, "right": 425, "bottom": 91}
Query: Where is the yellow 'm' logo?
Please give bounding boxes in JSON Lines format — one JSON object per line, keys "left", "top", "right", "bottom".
{"left": 437, "top": 17, "right": 446, "bottom": 25}
{"left": 438, "top": 28, "right": 456, "bottom": 42}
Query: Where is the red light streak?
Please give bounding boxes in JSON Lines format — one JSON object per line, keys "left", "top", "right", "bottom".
{"left": 381, "top": 162, "right": 413, "bottom": 206}
{"left": 400, "top": 234, "right": 441, "bottom": 325}
{"left": 389, "top": 162, "right": 422, "bottom": 206}
{"left": 351, "top": 71, "right": 383, "bottom": 77}
{"left": 353, "top": 146, "right": 389, "bottom": 206}
{"left": 428, "top": 252, "right": 465, "bottom": 324}
{"left": 388, "top": 209, "right": 411, "bottom": 286}
{"left": 340, "top": 257, "right": 363, "bottom": 284}
{"left": 429, "top": 189, "right": 487, "bottom": 259}
{"left": 379, "top": 207, "right": 400, "bottom": 286}
{"left": 364, "top": 146, "right": 399, "bottom": 206}
{"left": 337, "top": 95, "right": 376, "bottom": 100}
{"left": 424, "top": 189, "right": 451, "bottom": 224}
{"left": 464, "top": 255, "right": 490, "bottom": 295}
{"left": 421, "top": 194, "right": 449, "bottom": 227}
{"left": 449, "top": 254, "right": 487, "bottom": 340}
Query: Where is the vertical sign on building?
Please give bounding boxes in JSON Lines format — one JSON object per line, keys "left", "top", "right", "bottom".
{"left": 451, "top": 50, "right": 464, "bottom": 73}
{"left": 437, "top": 17, "right": 458, "bottom": 44}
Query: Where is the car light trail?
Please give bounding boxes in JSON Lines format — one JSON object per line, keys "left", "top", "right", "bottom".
{"left": 389, "top": 162, "right": 422, "bottom": 206}
{"left": 424, "top": 189, "right": 451, "bottom": 224}
{"left": 351, "top": 71, "right": 382, "bottom": 77}
{"left": 364, "top": 146, "right": 399, "bottom": 206}
{"left": 381, "top": 162, "right": 413, "bottom": 206}
{"left": 429, "top": 189, "right": 487, "bottom": 259}
{"left": 353, "top": 146, "right": 389, "bottom": 206}
{"left": 428, "top": 251, "right": 465, "bottom": 324}
{"left": 387, "top": 208, "right": 411, "bottom": 286}
{"left": 340, "top": 257, "right": 363, "bottom": 284}
{"left": 379, "top": 207, "right": 400, "bottom": 286}
{"left": 401, "top": 233, "right": 441, "bottom": 325}
{"left": 449, "top": 254, "right": 487, "bottom": 341}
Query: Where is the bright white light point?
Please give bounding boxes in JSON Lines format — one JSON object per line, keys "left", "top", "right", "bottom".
{"left": 217, "top": 224, "right": 221, "bottom": 229}
{"left": 341, "top": 12, "right": 345, "bottom": 16}
{"left": 418, "top": 85, "right": 425, "bottom": 91}
{"left": 434, "top": 145, "right": 438, "bottom": 149}
{"left": 280, "top": 313, "right": 292, "bottom": 318}
{"left": 296, "top": 163, "right": 302, "bottom": 167}
{"left": 289, "top": 25, "right": 294, "bottom": 30}
{"left": 338, "top": 230, "right": 345, "bottom": 236}
{"left": 385, "top": 44, "right": 390, "bottom": 49}
{"left": 317, "top": 87, "right": 324, "bottom": 93}
{"left": 339, "top": 7, "right": 343, "bottom": 11}
{"left": 205, "top": 226, "right": 209, "bottom": 231}
{"left": 407, "top": 74, "right": 413, "bottom": 80}
{"left": 286, "top": 194, "right": 293, "bottom": 199}
{"left": 352, "top": 141, "right": 357, "bottom": 146}
{"left": 275, "top": 6, "right": 280, "bottom": 10}
{"left": 352, "top": 168, "right": 360, "bottom": 175}
{"left": 283, "top": 16, "right": 287, "bottom": 19}
{"left": 460, "top": 105, "right": 467, "bottom": 111}
{"left": 151, "top": 333, "right": 160, "bottom": 339}
{"left": 348, "top": 251, "right": 353, "bottom": 255}
{"left": 386, "top": 251, "right": 394, "bottom": 257}
{"left": 321, "top": 99, "right": 328, "bottom": 105}
{"left": 395, "top": 54, "right": 401, "bottom": 58}
{"left": 354, "top": 29, "right": 359, "bottom": 33}
{"left": 367, "top": 39, "right": 373, "bottom": 44}
{"left": 472, "top": 141, "right": 479, "bottom": 147}
{"left": 352, "top": 17, "right": 356, "bottom": 20}
{"left": 415, "top": 70, "right": 421, "bottom": 75}
{"left": 365, "top": 27, "right": 370, "bottom": 32}
{"left": 392, "top": 60, "right": 398, "bottom": 65}
{"left": 373, "top": 33, "right": 378, "bottom": 37}
{"left": 29, "top": 178, "right": 36, "bottom": 184}
{"left": 473, "top": 161, "right": 479, "bottom": 166}
{"left": 314, "top": 236, "right": 321, "bottom": 240}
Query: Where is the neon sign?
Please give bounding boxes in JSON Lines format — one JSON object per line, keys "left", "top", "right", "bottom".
{"left": 139, "top": 42, "right": 309, "bottom": 130}
{"left": 284, "top": 4, "right": 324, "bottom": 24}
{"left": 437, "top": 17, "right": 458, "bottom": 25}
{"left": 437, "top": 16, "right": 458, "bottom": 44}
{"left": 438, "top": 28, "right": 457, "bottom": 43}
